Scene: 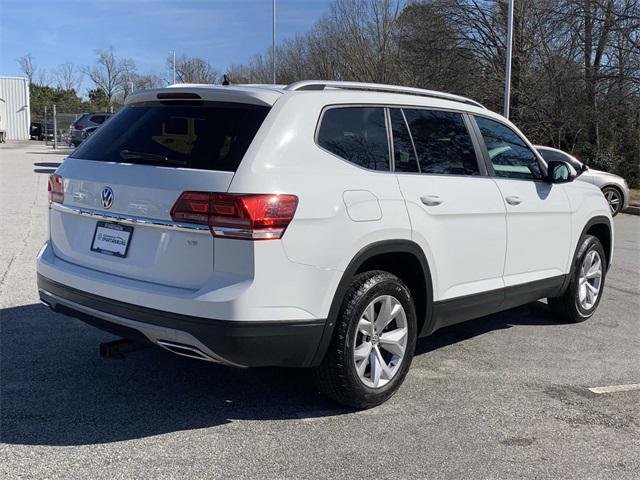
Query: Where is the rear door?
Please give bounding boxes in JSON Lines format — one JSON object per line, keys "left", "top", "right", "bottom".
{"left": 472, "top": 116, "right": 572, "bottom": 287}
{"left": 392, "top": 107, "right": 507, "bottom": 302}
{"left": 51, "top": 100, "right": 270, "bottom": 289}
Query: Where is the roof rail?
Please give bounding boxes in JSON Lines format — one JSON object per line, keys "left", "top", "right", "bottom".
{"left": 284, "top": 80, "right": 486, "bottom": 109}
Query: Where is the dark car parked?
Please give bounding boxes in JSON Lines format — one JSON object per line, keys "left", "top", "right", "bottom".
{"left": 69, "top": 113, "right": 112, "bottom": 147}
{"left": 30, "top": 122, "right": 55, "bottom": 141}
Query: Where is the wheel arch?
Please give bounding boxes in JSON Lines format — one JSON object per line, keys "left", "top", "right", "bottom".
{"left": 559, "top": 215, "right": 613, "bottom": 295}
{"left": 309, "top": 240, "right": 434, "bottom": 367}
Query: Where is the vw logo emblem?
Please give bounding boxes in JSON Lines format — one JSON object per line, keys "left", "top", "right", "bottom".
{"left": 101, "top": 187, "right": 114, "bottom": 209}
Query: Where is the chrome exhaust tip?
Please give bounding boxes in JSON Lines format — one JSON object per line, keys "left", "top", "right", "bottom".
{"left": 156, "top": 339, "right": 217, "bottom": 362}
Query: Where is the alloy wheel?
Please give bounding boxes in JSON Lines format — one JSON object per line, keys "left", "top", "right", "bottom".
{"left": 603, "top": 188, "right": 621, "bottom": 215}
{"left": 353, "top": 295, "right": 408, "bottom": 388}
{"left": 577, "top": 250, "right": 603, "bottom": 310}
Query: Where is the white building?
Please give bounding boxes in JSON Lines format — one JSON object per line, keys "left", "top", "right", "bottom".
{"left": 0, "top": 76, "right": 31, "bottom": 140}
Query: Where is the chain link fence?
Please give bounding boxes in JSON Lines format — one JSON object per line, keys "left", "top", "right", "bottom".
{"left": 39, "top": 107, "right": 85, "bottom": 149}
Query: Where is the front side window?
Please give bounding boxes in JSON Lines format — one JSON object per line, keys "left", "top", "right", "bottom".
{"left": 317, "top": 107, "right": 390, "bottom": 171}
{"left": 403, "top": 109, "right": 479, "bottom": 176}
{"left": 475, "top": 116, "right": 543, "bottom": 180}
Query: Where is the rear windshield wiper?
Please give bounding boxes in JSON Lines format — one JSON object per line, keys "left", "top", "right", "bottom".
{"left": 119, "top": 150, "right": 187, "bottom": 166}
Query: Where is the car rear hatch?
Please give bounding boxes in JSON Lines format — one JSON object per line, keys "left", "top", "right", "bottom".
{"left": 49, "top": 89, "right": 276, "bottom": 290}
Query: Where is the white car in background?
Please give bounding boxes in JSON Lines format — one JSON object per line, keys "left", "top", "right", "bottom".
{"left": 536, "top": 145, "right": 630, "bottom": 216}
{"left": 38, "top": 81, "right": 613, "bottom": 408}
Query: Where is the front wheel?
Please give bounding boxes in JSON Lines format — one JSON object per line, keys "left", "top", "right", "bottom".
{"left": 548, "top": 235, "right": 606, "bottom": 323}
{"left": 312, "top": 270, "right": 417, "bottom": 409}
{"left": 602, "top": 186, "right": 623, "bottom": 216}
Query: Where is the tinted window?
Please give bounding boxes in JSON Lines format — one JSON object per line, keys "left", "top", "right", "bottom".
{"left": 475, "top": 117, "right": 543, "bottom": 180}
{"left": 72, "top": 114, "right": 89, "bottom": 126}
{"left": 404, "top": 109, "right": 479, "bottom": 175}
{"left": 537, "top": 148, "right": 582, "bottom": 170}
{"left": 90, "top": 115, "right": 106, "bottom": 124}
{"left": 70, "top": 102, "right": 270, "bottom": 172}
{"left": 317, "top": 107, "right": 389, "bottom": 171}
{"left": 390, "top": 108, "right": 419, "bottom": 173}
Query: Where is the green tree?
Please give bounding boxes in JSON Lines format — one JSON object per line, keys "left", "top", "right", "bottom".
{"left": 30, "top": 84, "right": 86, "bottom": 121}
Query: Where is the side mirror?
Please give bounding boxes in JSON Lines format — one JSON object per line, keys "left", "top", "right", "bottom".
{"left": 547, "top": 160, "right": 577, "bottom": 184}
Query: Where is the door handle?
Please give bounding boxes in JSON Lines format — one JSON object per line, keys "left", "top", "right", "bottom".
{"left": 505, "top": 195, "right": 522, "bottom": 206}
{"left": 420, "top": 195, "right": 444, "bottom": 207}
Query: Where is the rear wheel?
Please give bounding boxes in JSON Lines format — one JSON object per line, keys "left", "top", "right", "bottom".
{"left": 602, "top": 186, "right": 623, "bottom": 216}
{"left": 548, "top": 235, "right": 606, "bottom": 323}
{"left": 313, "top": 270, "right": 417, "bottom": 408}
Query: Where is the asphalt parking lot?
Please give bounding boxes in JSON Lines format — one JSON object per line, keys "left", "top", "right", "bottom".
{"left": 1, "top": 141, "right": 639, "bottom": 479}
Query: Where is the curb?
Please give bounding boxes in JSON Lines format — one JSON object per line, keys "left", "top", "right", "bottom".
{"left": 622, "top": 206, "right": 640, "bottom": 216}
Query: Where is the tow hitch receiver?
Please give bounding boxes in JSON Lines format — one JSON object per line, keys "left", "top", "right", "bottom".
{"left": 99, "top": 338, "right": 148, "bottom": 359}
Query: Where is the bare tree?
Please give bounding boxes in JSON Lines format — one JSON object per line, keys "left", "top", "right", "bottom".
{"left": 134, "top": 73, "right": 166, "bottom": 90}
{"left": 84, "top": 48, "right": 136, "bottom": 106}
{"left": 168, "top": 54, "right": 219, "bottom": 84}
{"left": 53, "top": 62, "right": 83, "bottom": 92}
{"left": 18, "top": 53, "right": 36, "bottom": 84}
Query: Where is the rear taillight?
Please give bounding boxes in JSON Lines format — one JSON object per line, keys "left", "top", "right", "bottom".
{"left": 171, "top": 192, "right": 298, "bottom": 240}
{"left": 48, "top": 174, "right": 64, "bottom": 204}
{"left": 73, "top": 124, "right": 83, "bottom": 130}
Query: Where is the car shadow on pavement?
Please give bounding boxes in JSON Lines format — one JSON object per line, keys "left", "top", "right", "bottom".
{"left": 27, "top": 151, "right": 72, "bottom": 156}
{"left": 33, "top": 162, "right": 62, "bottom": 168}
{"left": 1, "top": 300, "right": 560, "bottom": 447}
{"left": 415, "top": 300, "right": 561, "bottom": 356}
{"left": 33, "top": 162, "right": 62, "bottom": 174}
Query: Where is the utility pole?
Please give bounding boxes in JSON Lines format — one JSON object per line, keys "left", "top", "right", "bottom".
{"left": 272, "top": 0, "right": 276, "bottom": 84}
{"left": 503, "top": 0, "right": 514, "bottom": 119}
{"left": 52, "top": 104, "right": 58, "bottom": 150}
{"left": 171, "top": 50, "right": 176, "bottom": 85}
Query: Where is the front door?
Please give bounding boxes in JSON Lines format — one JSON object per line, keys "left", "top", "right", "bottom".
{"left": 472, "top": 116, "right": 572, "bottom": 288}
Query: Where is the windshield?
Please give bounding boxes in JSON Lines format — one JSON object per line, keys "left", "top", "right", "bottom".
{"left": 70, "top": 101, "right": 270, "bottom": 172}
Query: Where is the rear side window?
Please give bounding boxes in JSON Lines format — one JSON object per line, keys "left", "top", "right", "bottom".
{"left": 403, "top": 109, "right": 479, "bottom": 176}
{"left": 475, "top": 116, "right": 543, "bottom": 180}
{"left": 317, "top": 107, "right": 390, "bottom": 171}
{"left": 70, "top": 102, "right": 270, "bottom": 172}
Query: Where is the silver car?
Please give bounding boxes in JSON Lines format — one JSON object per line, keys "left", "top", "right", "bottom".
{"left": 69, "top": 113, "right": 112, "bottom": 147}
{"left": 536, "top": 145, "right": 630, "bottom": 216}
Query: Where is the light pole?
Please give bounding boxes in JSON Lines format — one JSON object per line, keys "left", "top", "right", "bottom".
{"left": 503, "top": 0, "right": 514, "bottom": 119}
{"left": 272, "top": 0, "right": 276, "bottom": 84}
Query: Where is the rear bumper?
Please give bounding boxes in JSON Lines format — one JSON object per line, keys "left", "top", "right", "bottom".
{"left": 38, "top": 274, "right": 326, "bottom": 368}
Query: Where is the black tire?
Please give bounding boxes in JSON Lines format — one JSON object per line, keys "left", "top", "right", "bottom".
{"left": 548, "top": 235, "right": 606, "bottom": 323}
{"left": 602, "top": 186, "right": 623, "bottom": 216}
{"left": 312, "top": 270, "right": 417, "bottom": 409}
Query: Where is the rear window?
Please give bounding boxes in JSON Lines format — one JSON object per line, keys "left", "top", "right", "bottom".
{"left": 89, "top": 115, "right": 107, "bottom": 124}
{"left": 71, "top": 102, "right": 270, "bottom": 172}
{"left": 72, "top": 114, "right": 89, "bottom": 126}
{"left": 317, "top": 107, "right": 390, "bottom": 171}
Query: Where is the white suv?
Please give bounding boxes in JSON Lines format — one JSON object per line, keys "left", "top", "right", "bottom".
{"left": 37, "top": 81, "right": 613, "bottom": 408}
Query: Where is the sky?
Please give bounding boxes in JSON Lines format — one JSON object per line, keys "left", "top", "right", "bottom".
{"left": 0, "top": 0, "right": 332, "bottom": 92}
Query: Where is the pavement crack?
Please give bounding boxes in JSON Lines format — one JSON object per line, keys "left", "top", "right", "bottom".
{"left": 0, "top": 172, "right": 43, "bottom": 296}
